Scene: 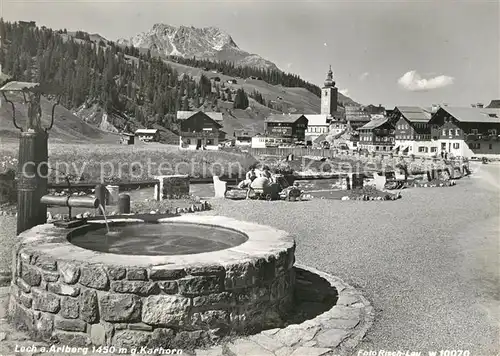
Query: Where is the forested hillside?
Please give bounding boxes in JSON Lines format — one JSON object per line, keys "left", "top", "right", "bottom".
{"left": 0, "top": 19, "right": 356, "bottom": 139}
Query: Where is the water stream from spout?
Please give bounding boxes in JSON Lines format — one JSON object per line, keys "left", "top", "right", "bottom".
{"left": 99, "top": 204, "right": 110, "bottom": 234}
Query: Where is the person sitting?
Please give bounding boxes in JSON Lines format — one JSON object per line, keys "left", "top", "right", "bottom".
{"left": 238, "top": 166, "right": 258, "bottom": 197}
{"left": 260, "top": 165, "right": 273, "bottom": 181}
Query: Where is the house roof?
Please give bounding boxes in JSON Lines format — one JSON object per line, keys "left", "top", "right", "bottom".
{"left": 135, "top": 129, "right": 158, "bottom": 134}
{"left": 396, "top": 106, "right": 432, "bottom": 123}
{"left": 313, "top": 133, "right": 328, "bottom": 143}
{"left": 439, "top": 107, "right": 500, "bottom": 124}
{"left": 176, "top": 111, "right": 223, "bottom": 121}
{"left": 265, "top": 114, "right": 307, "bottom": 123}
{"left": 304, "top": 114, "right": 330, "bottom": 126}
{"left": 360, "top": 117, "right": 390, "bottom": 130}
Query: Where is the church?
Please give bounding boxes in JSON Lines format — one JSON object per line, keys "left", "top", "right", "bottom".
{"left": 304, "top": 66, "right": 345, "bottom": 145}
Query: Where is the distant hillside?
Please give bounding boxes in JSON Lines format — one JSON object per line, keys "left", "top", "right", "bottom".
{"left": 0, "top": 93, "right": 118, "bottom": 143}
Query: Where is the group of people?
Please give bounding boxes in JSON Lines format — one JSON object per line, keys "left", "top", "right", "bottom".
{"left": 238, "top": 164, "right": 274, "bottom": 199}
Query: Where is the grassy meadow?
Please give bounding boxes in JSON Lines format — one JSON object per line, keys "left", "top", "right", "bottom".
{"left": 0, "top": 142, "right": 258, "bottom": 183}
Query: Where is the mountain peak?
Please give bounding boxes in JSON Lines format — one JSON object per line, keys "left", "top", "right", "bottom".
{"left": 117, "top": 23, "right": 276, "bottom": 70}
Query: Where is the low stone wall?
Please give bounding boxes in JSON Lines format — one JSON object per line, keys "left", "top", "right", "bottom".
{"left": 154, "top": 175, "right": 190, "bottom": 200}
{"left": 8, "top": 216, "right": 296, "bottom": 350}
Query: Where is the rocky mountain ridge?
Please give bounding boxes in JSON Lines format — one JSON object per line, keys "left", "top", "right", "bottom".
{"left": 117, "top": 24, "right": 279, "bottom": 70}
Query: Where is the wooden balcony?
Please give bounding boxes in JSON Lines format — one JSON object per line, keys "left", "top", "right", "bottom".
{"left": 465, "top": 133, "right": 500, "bottom": 142}
{"left": 180, "top": 131, "right": 221, "bottom": 139}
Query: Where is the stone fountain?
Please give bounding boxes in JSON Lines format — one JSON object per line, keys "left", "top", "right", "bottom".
{"left": 1, "top": 81, "right": 297, "bottom": 350}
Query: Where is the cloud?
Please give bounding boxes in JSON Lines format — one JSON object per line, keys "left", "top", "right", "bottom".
{"left": 339, "top": 89, "right": 349, "bottom": 96}
{"left": 359, "top": 72, "right": 369, "bottom": 81}
{"left": 286, "top": 63, "right": 293, "bottom": 69}
{"left": 323, "top": 43, "right": 328, "bottom": 47}
{"left": 398, "top": 70, "right": 454, "bottom": 91}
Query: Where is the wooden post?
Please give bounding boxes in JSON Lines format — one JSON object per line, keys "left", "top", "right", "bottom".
{"left": 16, "top": 130, "right": 48, "bottom": 235}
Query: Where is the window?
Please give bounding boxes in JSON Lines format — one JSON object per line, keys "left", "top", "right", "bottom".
{"left": 448, "top": 129, "right": 454, "bottom": 136}
{"left": 470, "top": 143, "right": 480, "bottom": 150}
{"left": 186, "top": 139, "right": 191, "bottom": 145}
{"left": 453, "top": 143, "right": 460, "bottom": 149}
{"left": 442, "top": 129, "right": 446, "bottom": 136}
{"left": 418, "top": 147, "right": 426, "bottom": 153}
{"left": 471, "top": 129, "right": 478, "bottom": 135}
{"left": 489, "top": 144, "right": 493, "bottom": 150}
{"left": 431, "top": 147, "right": 437, "bottom": 152}
{"left": 455, "top": 129, "right": 461, "bottom": 136}
{"left": 207, "top": 139, "right": 213, "bottom": 145}
{"left": 488, "top": 129, "right": 497, "bottom": 136}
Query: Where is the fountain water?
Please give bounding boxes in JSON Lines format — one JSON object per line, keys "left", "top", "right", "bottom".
{"left": 98, "top": 203, "right": 117, "bottom": 236}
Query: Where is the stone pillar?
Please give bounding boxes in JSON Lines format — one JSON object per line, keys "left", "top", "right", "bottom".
{"left": 17, "top": 130, "right": 48, "bottom": 235}
{"left": 349, "top": 173, "right": 364, "bottom": 190}
{"left": 153, "top": 175, "right": 190, "bottom": 200}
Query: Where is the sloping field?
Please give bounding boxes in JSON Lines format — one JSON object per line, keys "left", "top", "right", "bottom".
{"left": 0, "top": 93, "right": 119, "bottom": 144}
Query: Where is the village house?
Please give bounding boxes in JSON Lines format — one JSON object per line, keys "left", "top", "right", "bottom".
{"left": 135, "top": 129, "right": 159, "bottom": 142}
{"left": 391, "top": 106, "right": 436, "bottom": 156}
{"left": 233, "top": 129, "right": 253, "bottom": 147}
{"left": 428, "top": 106, "right": 500, "bottom": 158}
{"left": 120, "top": 132, "right": 135, "bottom": 145}
{"left": 304, "top": 114, "right": 331, "bottom": 144}
{"left": 345, "top": 105, "right": 371, "bottom": 131}
{"left": 263, "top": 114, "right": 308, "bottom": 145}
{"left": 358, "top": 117, "right": 395, "bottom": 152}
{"left": 177, "top": 111, "right": 226, "bottom": 150}
{"left": 364, "top": 104, "right": 386, "bottom": 116}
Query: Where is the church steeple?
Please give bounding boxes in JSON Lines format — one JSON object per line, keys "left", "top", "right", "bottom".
{"left": 321, "top": 65, "right": 338, "bottom": 116}
{"left": 324, "top": 65, "right": 335, "bottom": 88}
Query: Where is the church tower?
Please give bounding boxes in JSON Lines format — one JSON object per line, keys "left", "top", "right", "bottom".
{"left": 321, "top": 65, "right": 337, "bottom": 117}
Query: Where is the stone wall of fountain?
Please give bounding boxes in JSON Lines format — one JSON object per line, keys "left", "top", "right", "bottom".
{"left": 8, "top": 216, "right": 296, "bottom": 349}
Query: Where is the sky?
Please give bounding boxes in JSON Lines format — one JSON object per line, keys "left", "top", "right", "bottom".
{"left": 1, "top": 0, "right": 499, "bottom": 108}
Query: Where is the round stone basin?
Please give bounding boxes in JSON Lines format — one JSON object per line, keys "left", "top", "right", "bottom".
{"left": 69, "top": 223, "right": 249, "bottom": 255}
{"left": 9, "top": 215, "right": 296, "bottom": 350}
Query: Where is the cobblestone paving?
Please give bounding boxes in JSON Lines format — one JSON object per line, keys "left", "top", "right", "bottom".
{"left": 0, "top": 264, "right": 373, "bottom": 356}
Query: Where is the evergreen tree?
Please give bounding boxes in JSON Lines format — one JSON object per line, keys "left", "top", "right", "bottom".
{"left": 233, "top": 88, "right": 249, "bottom": 109}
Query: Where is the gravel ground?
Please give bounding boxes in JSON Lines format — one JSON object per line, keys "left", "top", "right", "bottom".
{"left": 201, "top": 162, "right": 499, "bottom": 355}
{"left": 0, "top": 163, "right": 497, "bottom": 355}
